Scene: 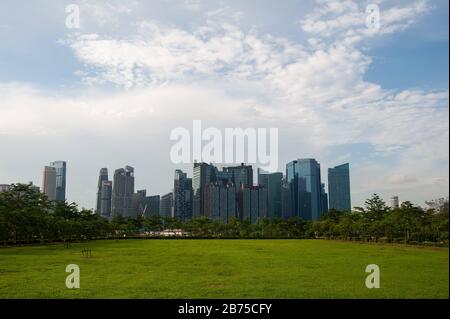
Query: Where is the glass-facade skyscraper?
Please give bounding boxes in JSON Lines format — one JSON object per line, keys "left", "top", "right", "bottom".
{"left": 112, "top": 166, "right": 135, "bottom": 218}
{"left": 160, "top": 192, "right": 174, "bottom": 218}
{"left": 174, "top": 169, "right": 193, "bottom": 221}
{"left": 96, "top": 168, "right": 109, "bottom": 214}
{"left": 286, "top": 159, "right": 327, "bottom": 221}
{"left": 100, "top": 181, "right": 112, "bottom": 218}
{"left": 258, "top": 169, "right": 282, "bottom": 219}
{"left": 192, "top": 162, "right": 216, "bottom": 217}
{"left": 328, "top": 163, "right": 351, "bottom": 212}
{"left": 50, "top": 161, "right": 66, "bottom": 202}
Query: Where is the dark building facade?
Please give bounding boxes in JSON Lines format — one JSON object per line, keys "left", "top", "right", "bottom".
{"left": 222, "top": 164, "right": 253, "bottom": 187}
{"left": 50, "top": 161, "right": 66, "bottom": 202}
{"left": 258, "top": 169, "right": 282, "bottom": 219}
{"left": 112, "top": 166, "right": 135, "bottom": 218}
{"left": 174, "top": 169, "right": 193, "bottom": 221}
{"left": 328, "top": 163, "right": 351, "bottom": 212}
{"left": 100, "top": 180, "right": 112, "bottom": 218}
{"left": 286, "top": 159, "right": 327, "bottom": 221}
{"left": 96, "top": 168, "right": 109, "bottom": 214}
{"left": 238, "top": 185, "right": 267, "bottom": 224}
{"left": 204, "top": 182, "right": 237, "bottom": 223}
{"left": 160, "top": 192, "right": 173, "bottom": 218}
{"left": 192, "top": 162, "right": 216, "bottom": 217}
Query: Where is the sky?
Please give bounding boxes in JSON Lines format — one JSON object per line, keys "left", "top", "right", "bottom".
{"left": 0, "top": 0, "right": 448, "bottom": 210}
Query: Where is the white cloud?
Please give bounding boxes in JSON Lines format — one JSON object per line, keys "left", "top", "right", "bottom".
{"left": 0, "top": 0, "right": 448, "bottom": 208}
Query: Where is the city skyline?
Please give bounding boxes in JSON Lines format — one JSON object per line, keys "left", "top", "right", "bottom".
{"left": 0, "top": 0, "right": 448, "bottom": 210}
{"left": 0, "top": 155, "right": 442, "bottom": 212}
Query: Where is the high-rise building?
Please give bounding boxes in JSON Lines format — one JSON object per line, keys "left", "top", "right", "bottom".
{"left": 138, "top": 195, "right": 160, "bottom": 218}
{"left": 258, "top": 169, "right": 282, "bottom": 219}
{"left": 160, "top": 192, "right": 174, "bottom": 218}
{"left": 112, "top": 166, "right": 135, "bottom": 218}
{"left": 192, "top": 162, "right": 216, "bottom": 217}
{"left": 391, "top": 196, "right": 399, "bottom": 209}
{"left": 321, "top": 183, "right": 328, "bottom": 215}
{"left": 222, "top": 163, "right": 253, "bottom": 187}
{"left": 238, "top": 185, "right": 267, "bottom": 224}
{"left": 286, "top": 159, "right": 324, "bottom": 221}
{"left": 50, "top": 161, "right": 66, "bottom": 202}
{"left": 328, "top": 163, "right": 351, "bottom": 212}
{"left": 42, "top": 166, "right": 57, "bottom": 201}
{"left": 100, "top": 181, "right": 112, "bottom": 218}
{"left": 204, "top": 182, "right": 236, "bottom": 223}
{"left": 96, "top": 168, "right": 109, "bottom": 214}
{"left": 174, "top": 170, "right": 193, "bottom": 221}
{"left": 281, "top": 178, "right": 292, "bottom": 219}
{"left": 132, "top": 190, "right": 147, "bottom": 218}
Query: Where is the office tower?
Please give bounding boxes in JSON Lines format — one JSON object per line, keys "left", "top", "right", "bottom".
{"left": 391, "top": 196, "right": 399, "bottom": 209}
{"left": 100, "top": 181, "right": 112, "bottom": 218}
{"left": 174, "top": 170, "right": 193, "bottom": 221}
{"left": 50, "top": 161, "right": 66, "bottom": 202}
{"left": 204, "top": 182, "right": 236, "bottom": 223}
{"left": 222, "top": 163, "right": 253, "bottom": 187}
{"left": 258, "top": 169, "right": 282, "bottom": 219}
{"left": 0, "top": 184, "right": 11, "bottom": 193}
{"left": 216, "top": 164, "right": 253, "bottom": 218}
{"left": 286, "top": 159, "right": 323, "bottom": 221}
{"left": 112, "top": 166, "right": 135, "bottom": 218}
{"left": 238, "top": 185, "right": 267, "bottom": 224}
{"left": 96, "top": 168, "right": 109, "bottom": 214}
{"left": 321, "top": 183, "right": 328, "bottom": 215}
{"left": 132, "top": 190, "right": 147, "bottom": 218}
{"left": 192, "top": 162, "right": 217, "bottom": 217}
{"left": 138, "top": 195, "right": 160, "bottom": 218}
{"left": 160, "top": 192, "right": 174, "bottom": 218}
{"left": 281, "top": 178, "right": 292, "bottom": 219}
{"left": 328, "top": 163, "right": 351, "bottom": 212}
{"left": 42, "top": 166, "right": 57, "bottom": 201}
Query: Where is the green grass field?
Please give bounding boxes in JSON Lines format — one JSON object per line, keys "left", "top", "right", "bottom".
{"left": 0, "top": 239, "right": 448, "bottom": 299}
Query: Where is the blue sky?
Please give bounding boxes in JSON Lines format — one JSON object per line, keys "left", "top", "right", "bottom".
{"left": 0, "top": 0, "right": 448, "bottom": 209}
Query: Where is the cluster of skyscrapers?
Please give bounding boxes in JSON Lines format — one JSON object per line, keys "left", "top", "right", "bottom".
{"left": 95, "top": 159, "right": 352, "bottom": 223}
{"left": 41, "top": 161, "right": 67, "bottom": 202}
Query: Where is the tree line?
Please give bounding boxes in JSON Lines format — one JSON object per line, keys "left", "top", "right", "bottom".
{"left": 0, "top": 183, "right": 448, "bottom": 246}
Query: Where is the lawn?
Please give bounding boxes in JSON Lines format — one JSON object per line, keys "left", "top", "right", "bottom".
{"left": 0, "top": 239, "right": 448, "bottom": 298}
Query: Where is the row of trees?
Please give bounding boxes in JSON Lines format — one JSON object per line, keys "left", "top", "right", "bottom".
{"left": 0, "top": 184, "right": 448, "bottom": 245}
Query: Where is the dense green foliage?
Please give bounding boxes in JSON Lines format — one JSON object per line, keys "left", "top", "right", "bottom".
{"left": 0, "top": 239, "right": 448, "bottom": 298}
{"left": 0, "top": 184, "right": 448, "bottom": 245}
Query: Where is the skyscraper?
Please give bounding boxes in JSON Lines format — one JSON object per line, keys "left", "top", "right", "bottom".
{"left": 112, "top": 166, "right": 135, "bottom": 218}
{"left": 328, "top": 163, "right": 351, "bottom": 212}
{"left": 222, "top": 163, "right": 253, "bottom": 187}
{"left": 286, "top": 159, "right": 324, "bottom": 221}
{"left": 160, "top": 192, "right": 174, "bottom": 218}
{"left": 174, "top": 169, "right": 193, "bottom": 221}
{"left": 138, "top": 195, "right": 160, "bottom": 218}
{"left": 281, "top": 178, "right": 292, "bottom": 219}
{"left": 50, "top": 161, "right": 66, "bottom": 202}
{"left": 258, "top": 169, "right": 282, "bottom": 219}
{"left": 192, "top": 162, "right": 216, "bottom": 217}
{"left": 321, "top": 183, "right": 328, "bottom": 214}
{"left": 204, "top": 182, "right": 236, "bottom": 223}
{"left": 238, "top": 185, "right": 267, "bottom": 223}
{"left": 42, "top": 166, "right": 57, "bottom": 201}
{"left": 100, "top": 181, "right": 112, "bottom": 218}
{"left": 96, "top": 168, "right": 108, "bottom": 214}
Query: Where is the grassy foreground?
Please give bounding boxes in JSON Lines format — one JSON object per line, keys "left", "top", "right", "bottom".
{"left": 0, "top": 239, "right": 448, "bottom": 299}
